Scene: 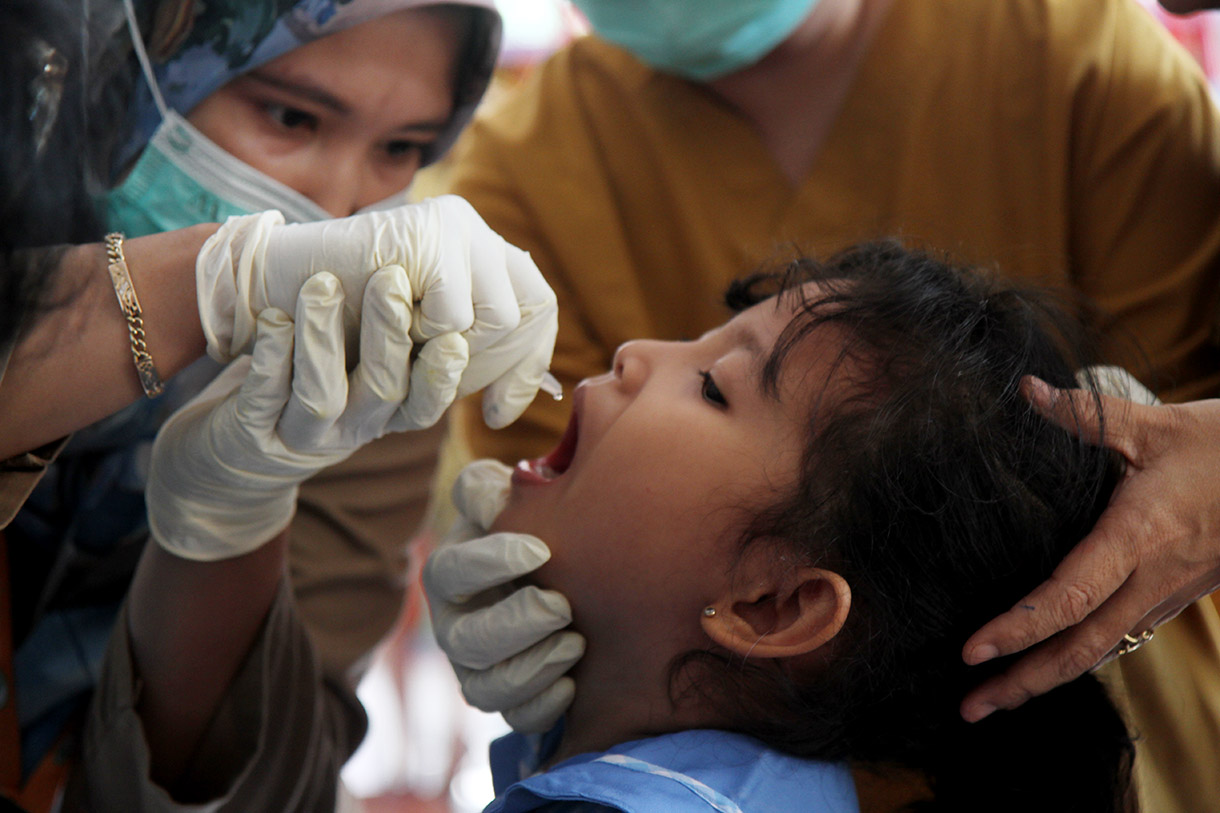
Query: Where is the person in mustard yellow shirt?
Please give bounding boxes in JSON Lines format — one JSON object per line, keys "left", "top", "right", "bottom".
{"left": 427, "top": 1, "right": 1220, "bottom": 810}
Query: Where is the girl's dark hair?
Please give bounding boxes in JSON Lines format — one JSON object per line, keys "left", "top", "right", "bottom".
{"left": 682, "top": 241, "right": 1135, "bottom": 811}
{"left": 1, "top": 0, "right": 133, "bottom": 348}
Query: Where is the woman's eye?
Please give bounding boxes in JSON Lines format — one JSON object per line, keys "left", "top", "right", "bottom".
{"left": 385, "top": 139, "right": 424, "bottom": 159}
{"left": 265, "top": 103, "right": 316, "bottom": 131}
{"left": 700, "top": 370, "right": 728, "bottom": 407}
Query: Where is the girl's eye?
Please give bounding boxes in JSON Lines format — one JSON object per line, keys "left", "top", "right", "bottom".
{"left": 700, "top": 370, "right": 728, "bottom": 408}
{"left": 265, "top": 103, "right": 317, "bottom": 131}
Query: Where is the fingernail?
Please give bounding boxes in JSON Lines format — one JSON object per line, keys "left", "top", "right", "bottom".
{"left": 305, "top": 271, "right": 341, "bottom": 298}
{"left": 1026, "top": 376, "right": 1054, "bottom": 403}
{"left": 963, "top": 702, "right": 996, "bottom": 723}
{"left": 968, "top": 644, "right": 999, "bottom": 664}
{"left": 522, "top": 535, "right": 551, "bottom": 563}
{"left": 483, "top": 401, "right": 508, "bottom": 430}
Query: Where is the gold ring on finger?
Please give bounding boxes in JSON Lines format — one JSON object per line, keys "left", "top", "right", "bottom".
{"left": 1115, "top": 628, "right": 1155, "bottom": 657}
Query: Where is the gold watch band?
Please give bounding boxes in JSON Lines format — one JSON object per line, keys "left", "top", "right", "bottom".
{"left": 104, "top": 232, "right": 165, "bottom": 398}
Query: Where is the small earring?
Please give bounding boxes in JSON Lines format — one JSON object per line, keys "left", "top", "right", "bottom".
{"left": 703, "top": 606, "right": 717, "bottom": 618}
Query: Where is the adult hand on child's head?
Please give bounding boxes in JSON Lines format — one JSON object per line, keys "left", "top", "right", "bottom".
{"left": 147, "top": 269, "right": 422, "bottom": 562}
{"left": 423, "top": 459, "right": 585, "bottom": 733}
{"left": 960, "top": 368, "right": 1220, "bottom": 722}
{"left": 195, "top": 195, "right": 558, "bottom": 429}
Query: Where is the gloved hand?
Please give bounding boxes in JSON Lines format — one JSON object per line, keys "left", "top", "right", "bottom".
{"left": 423, "top": 459, "right": 585, "bottom": 733}
{"left": 195, "top": 195, "right": 558, "bottom": 429}
{"left": 148, "top": 268, "right": 421, "bottom": 561}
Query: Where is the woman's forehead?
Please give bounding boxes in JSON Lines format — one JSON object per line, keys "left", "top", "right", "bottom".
{"left": 120, "top": 0, "right": 500, "bottom": 169}
{"left": 141, "top": 0, "right": 496, "bottom": 67}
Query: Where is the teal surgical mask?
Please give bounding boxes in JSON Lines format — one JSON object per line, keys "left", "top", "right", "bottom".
{"left": 572, "top": 0, "right": 820, "bottom": 81}
{"left": 105, "top": 0, "right": 332, "bottom": 236}
{"left": 104, "top": 111, "right": 332, "bottom": 237}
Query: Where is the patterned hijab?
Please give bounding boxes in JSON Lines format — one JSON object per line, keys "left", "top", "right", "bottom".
{"left": 121, "top": 0, "right": 501, "bottom": 169}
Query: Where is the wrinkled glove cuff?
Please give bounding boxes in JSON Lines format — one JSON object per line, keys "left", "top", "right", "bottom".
{"left": 147, "top": 479, "right": 300, "bottom": 562}
{"left": 196, "top": 210, "right": 286, "bottom": 362}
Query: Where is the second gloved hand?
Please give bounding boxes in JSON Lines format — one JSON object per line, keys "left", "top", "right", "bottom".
{"left": 423, "top": 459, "right": 585, "bottom": 733}
{"left": 195, "top": 196, "right": 558, "bottom": 429}
{"left": 148, "top": 268, "right": 418, "bottom": 561}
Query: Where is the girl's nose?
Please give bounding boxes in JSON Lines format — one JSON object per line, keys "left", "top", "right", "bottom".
{"left": 612, "top": 339, "right": 664, "bottom": 393}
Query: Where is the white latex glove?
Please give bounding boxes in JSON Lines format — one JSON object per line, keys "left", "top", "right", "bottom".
{"left": 423, "top": 459, "right": 585, "bottom": 733}
{"left": 195, "top": 195, "right": 558, "bottom": 429}
{"left": 148, "top": 269, "right": 417, "bottom": 561}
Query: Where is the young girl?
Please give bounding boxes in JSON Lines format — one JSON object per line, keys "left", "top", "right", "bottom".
{"left": 473, "top": 242, "right": 1136, "bottom": 812}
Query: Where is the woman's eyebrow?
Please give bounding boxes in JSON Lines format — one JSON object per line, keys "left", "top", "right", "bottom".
{"left": 246, "top": 71, "right": 350, "bottom": 114}
{"left": 244, "top": 71, "right": 452, "bottom": 134}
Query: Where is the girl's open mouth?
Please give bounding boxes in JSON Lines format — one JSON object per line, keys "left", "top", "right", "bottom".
{"left": 513, "top": 392, "right": 581, "bottom": 485}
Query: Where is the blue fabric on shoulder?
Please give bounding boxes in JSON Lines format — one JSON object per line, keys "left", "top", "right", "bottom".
{"left": 486, "top": 728, "right": 859, "bottom": 813}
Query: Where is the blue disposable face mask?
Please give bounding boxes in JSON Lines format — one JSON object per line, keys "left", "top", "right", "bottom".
{"left": 572, "top": 0, "right": 821, "bottom": 81}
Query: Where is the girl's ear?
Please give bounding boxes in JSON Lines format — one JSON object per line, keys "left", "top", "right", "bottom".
{"left": 701, "top": 554, "right": 850, "bottom": 659}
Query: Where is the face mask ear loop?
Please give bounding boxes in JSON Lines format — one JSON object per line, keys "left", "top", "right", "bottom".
{"left": 122, "top": 0, "right": 170, "bottom": 121}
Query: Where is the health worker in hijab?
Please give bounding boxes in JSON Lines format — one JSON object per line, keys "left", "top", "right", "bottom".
{"left": 0, "top": 0, "right": 546, "bottom": 460}
{"left": 1, "top": 2, "right": 570, "bottom": 810}
{"left": 107, "top": 0, "right": 502, "bottom": 231}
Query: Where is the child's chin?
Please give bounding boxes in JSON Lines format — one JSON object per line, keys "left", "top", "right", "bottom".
{"left": 488, "top": 512, "right": 523, "bottom": 537}
{"left": 490, "top": 498, "right": 549, "bottom": 537}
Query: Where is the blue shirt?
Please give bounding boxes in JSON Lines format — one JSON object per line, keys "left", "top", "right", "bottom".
{"left": 486, "top": 728, "right": 859, "bottom": 813}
